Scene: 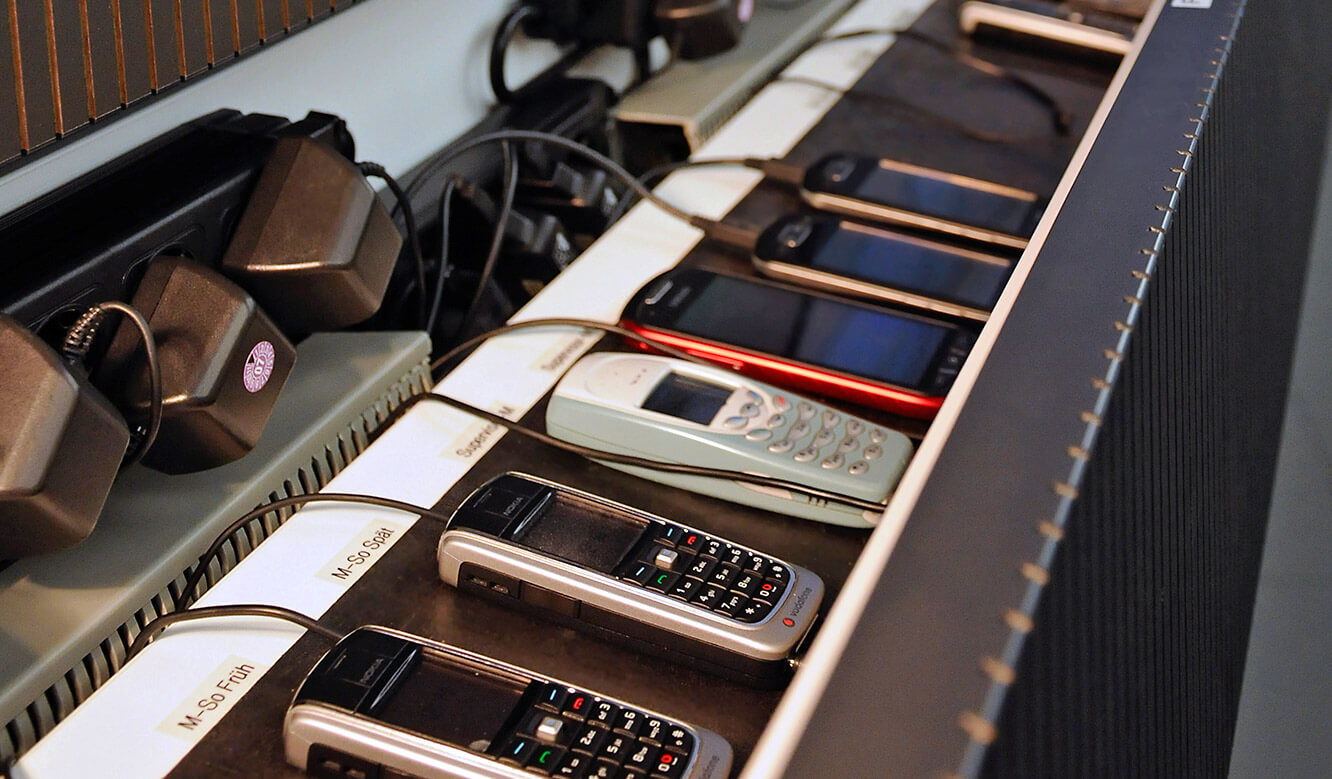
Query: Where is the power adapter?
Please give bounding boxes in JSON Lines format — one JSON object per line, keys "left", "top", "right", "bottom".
{"left": 221, "top": 136, "right": 403, "bottom": 333}
{"left": 0, "top": 315, "right": 129, "bottom": 559}
{"left": 97, "top": 256, "right": 296, "bottom": 474}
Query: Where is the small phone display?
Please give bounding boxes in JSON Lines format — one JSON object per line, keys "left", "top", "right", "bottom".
{"left": 510, "top": 490, "right": 650, "bottom": 573}
{"left": 641, "top": 373, "right": 734, "bottom": 424}
{"left": 373, "top": 649, "right": 528, "bottom": 751}
{"left": 754, "top": 214, "right": 1012, "bottom": 320}
{"left": 802, "top": 154, "right": 1044, "bottom": 249}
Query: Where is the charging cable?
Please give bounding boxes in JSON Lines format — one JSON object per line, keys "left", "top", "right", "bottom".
{"left": 358, "top": 162, "right": 431, "bottom": 329}
{"left": 128, "top": 604, "right": 344, "bottom": 661}
{"left": 62, "top": 301, "right": 163, "bottom": 465}
{"left": 381, "top": 317, "right": 890, "bottom": 514}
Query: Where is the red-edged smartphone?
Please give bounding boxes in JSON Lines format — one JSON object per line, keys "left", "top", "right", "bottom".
{"left": 619, "top": 267, "right": 977, "bottom": 419}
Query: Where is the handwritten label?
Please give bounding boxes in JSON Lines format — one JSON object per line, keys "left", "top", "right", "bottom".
{"left": 317, "top": 521, "right": 406, "bottom": 585}
{"left": 529, "top": 330, "right": 598, "bottom": 374}
{"left": 156, "top": 657, "right": 266, "bottom": 742}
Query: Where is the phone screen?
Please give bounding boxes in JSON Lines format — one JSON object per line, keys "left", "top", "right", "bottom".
{"left": 641, "top": 372, "right": 733, "bottom": 424}
{"left": 852, "top": 162, "right": 1035, "bottom": 236}
{"left": 811, "top": 224, "right": 1011, "bottom": 309}
{"left": 513, "top": 491, "right": 650, "bottom": 573}
{"left": 374, "top": 650, "right": 528, "bottom": 752}
{"left": 671, "top": 275, "right": 952, "bottom": 390}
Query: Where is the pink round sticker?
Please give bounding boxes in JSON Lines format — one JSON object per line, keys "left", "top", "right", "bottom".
{"left": 243, "top": 341, "right": 276, "bottom": 393}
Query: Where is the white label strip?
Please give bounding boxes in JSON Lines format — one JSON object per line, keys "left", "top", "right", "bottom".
{"left": 154, "top": 657, "right": 267, "bottom": 742}
{"left": 14, "top": 0, "right": 927, "bottom": 775}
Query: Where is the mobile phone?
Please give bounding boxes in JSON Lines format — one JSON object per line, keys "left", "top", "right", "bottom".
{"left": 800, "top": 153, "right": 1045, "bottom": 250}
{"left": 753, "top": 213, "right": 1013, "bottom": 322}
{"left": 619, "top": 267, "right": 977, "bottom": 419}
{"left": 958, "top": 0, "right": 1137, "bottom": 57}
{"left": 546, "top": 353, "right": 912, "bottom": 526}
{"left": 285, "top": 626, "right": 733, "bottom": 779}
{"left": 438, "top": 473, "right": 825, "bottom": 686}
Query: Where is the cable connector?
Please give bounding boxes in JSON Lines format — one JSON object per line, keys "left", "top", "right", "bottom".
{"left": 742, "top": 156, "right": 807, "bottom": 186}
{"left": 688, "top": 215, "right": 763, "bottom": 254}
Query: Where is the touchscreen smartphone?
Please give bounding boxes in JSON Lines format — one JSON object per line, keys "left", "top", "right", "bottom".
{"left": 801, "top": 153, "right": 1045, "bottom": 250}
{"left": 620, "top": 266, "right": 977, "bottom": 418}
{"left": 753, "top": 213, "right": 1013, "bottom": 321}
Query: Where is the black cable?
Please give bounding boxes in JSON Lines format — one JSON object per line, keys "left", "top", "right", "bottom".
{"left": 775, "top": 73, "right": 1059, "bottom": 144}
{"left": 427, "top": 175, "right": 465, "bottom": 336}
{"left": 62, "top": 301, "right": 163, "bottom": 465}
{"left": 604, "top": 155, "right": 806, "bottom": 224}
{"left": 411, "top": 317, "right": 886, "bottom": 513}
{"left": 400, "top": 131, "right": 759, "bottom": 252}
{"left": 814, "top": 27, "right": 1073, "bottom": 135}
{"left": 409, "top": 392, "right": 885, "bottom": 514}
{"left": 175, "top": 493, "right": 455, "bottom": 611}
{"left": 490, "top": 4, "right": 540, "bottom": 103}
{"left": 127, "top": 605, "right": 344, "bottom": 661}
{"left": 359, "top": 162, "right": 429, "bottom": 329}
{"left": 458, "top": 141, "right": 519, "bottom": 341}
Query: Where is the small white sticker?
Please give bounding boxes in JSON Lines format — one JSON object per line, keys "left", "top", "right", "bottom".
{"left": 317, "top": 521, "right": 406, "bottom": 585}
{"left": 1171, "top": 0, "right": 1213, "bottom": 8}
{"left": 443, "top": 403, "right": 516, "bottom": 462}
{"left": 529, "top": 331, "right": 598, "bottom": 374}
{"left": 156, "top": 656, "right": 267, "bottom": 741}
{"left": 243, "top": 340, "right": 276, "bottom": 393}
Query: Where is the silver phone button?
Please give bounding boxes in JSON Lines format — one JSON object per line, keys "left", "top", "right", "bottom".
{"left": 745, "top": 390, "right": 763, "bottom": 405}
{"left": 811, "top": 429, "right": 836, "bottom": 448}
{"left": 869, "top": 428, "right": 887, "bottom": 443}
{"left": 723, "top": 416, "right": 746, "bottom": 429}
{"left": 797, "top": 402, "right": 816, "bottom": 420}
{"left": 845, "top": 419, "right": 865, "bottom": 435}
{"left": 537, "top": 716, "right": 565, "bottom": 742}
{"left": 820, "top": 454, "right": 845, "bottom": 470}
{"left": 848, "top": 460, "right": 870, "bottom": 475}
{"left": 793, "top": 447, "right": 819, "bottom": 463}
{"left": 739, "top": 402, "right": 761, "bottom": 418}
{"left": 821, "top": 410, "right": 841, "bottom": 428}
{"left": 746, "top": 428, "right": 773, "bottom": 442}
{"left": 768, "top": 439, "right": 795, "bottom": 454}
{"left": 838, "top": 436, "right": 859, "bottom": 454}
{"left": 863, "top": 444, "right": 883, "bottom": 460}
{"left": 654, "top": 549, "right": 681, "bottom": 570}
{"left": 766, "top": 413, "right": 787, "bottom": 428}
{"left": 788, "top": 422, "right": 812, "bottom": 440}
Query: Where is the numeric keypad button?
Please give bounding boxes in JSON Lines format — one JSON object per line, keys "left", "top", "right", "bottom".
{"left": 652, "top": 750, "right": 687, "bottom": 778}
{"left": 737, "top": 598, "right": 775, "bottom": 623}
{"left": 701, "top": 538, "right": 725, "bottom": 558}
{"left": 766, "top": 413, "right": 787, "bottom": 428}
{"left": 811, "top": 429, "right": 836, "bottom": 448}
{"left": 662, "top": 726, "right": 694, "bottom": 754}
{"left": 797, "top": 402, "right": 816, "bottom": 420}
{"left": 723, "top": 546, "right": 747, "bottom": 567}
{"left": 753, "top": 582, "right": 781, "bottom": 603}
{"left": 793, "top": 447, "right": 819, "bottom": 463}
{"left": 821, "top": 410, "right": 841, "bottom": 428}
{"left": 848, "top": 460, "right": 870, "bottom": 475}
{"left": 766, "top": 564, "right": 790, "bottom": 586}
{"left": 788, "top": 421, "right": 812, "bottom": 440}
{"left": 690, "top": 584, "right": 726, "bottom": 609}
{"left": 707, "top": 563, "right": 740, "bottom": 589}
{"left": 668, "top": 576, "right": 704, "bottom": 601}
{"left": 717, "top": 592, "right": 749, "bottom": 616}
{"left": 745, "top": 428, "right": 772, "bottom": 442}
{"left": 869, "top": 428, "right": 887, "bottom": 443}
{"left": 640, "top": 718, "right": 667, "bottom": 745}
{"left": 838, "top": 436, "right": 859, "bottom": 454}
{"left": 612, "top": 709, "right": 642, "bottom": 737}
{"left": 574, "top": 724, "right": 609, "bottom": 753}
{"left": 623, "top": 743, "right": 660, "bottom": 772}
{"left": 685, "top": 556, "right": 716, "bottom": 580}
{"left": 598, "top": 734, "right": 633, "bottom": 763}
{"left": 732, "top": 571, "right": 761, "bottom": 596}
{"left": 554, "top": 751, "right": 595, "bottom": 777}
{"left": 767, "top": 439, "right": 794, "bottom": 454}
{"left": 863, "top": 444, "right": 883, "bottom": 460}
{"left": 820, "top": 454, "right": 845, "bottom": 470}
{"left": 845, "top": 419, "right": 865, "bottom": 436}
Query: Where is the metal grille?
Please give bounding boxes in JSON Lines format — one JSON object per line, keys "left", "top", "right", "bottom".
{"left": 981, "top": 2, "right": 1329, "bottom": 775}
{"left": 0, "top": 358, "right": 430, "bottom": 765}
{"left": 0, "top": 0, "right": 364, "bottom": 170}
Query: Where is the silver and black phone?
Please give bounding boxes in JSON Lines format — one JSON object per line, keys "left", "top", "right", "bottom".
{"left": 753, "top": 213, "right": 1014, "bottom": 322}
{"left": 285, "top": 626, "right": 734, "bottom": 779}
{"left": 958, "top": 0, "right": 1139, "bottom": 58}
{"left": 800, "top": 152, "right": 1045, "bottom": 250}
{"left": 438, "top": 473, "right": 824, "bottom": 688}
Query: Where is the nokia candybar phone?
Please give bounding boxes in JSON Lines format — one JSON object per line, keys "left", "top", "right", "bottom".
{"left": 753, "top": 213, "right": 1013, "bottom": 322}
{"left": 438, "top": 473, "right": 825, "bottom": 687}
{"left": 800, "top": 153, "right": 1045, "bottom": 250}
{"left": 619, "top": 267, "right": 977, "bottom": 419}
{"left": 547, "top": 353, "right": 912, "bottom": 526}
{"left": 958, "top": 0, "right": 1138, "bottom": 57}
{"left": 285, "top": 626, "right": 733, "bottom": 779}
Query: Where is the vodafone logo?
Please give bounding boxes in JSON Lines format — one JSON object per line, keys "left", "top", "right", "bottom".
{"left": 243, "top": 341, "right": 276, "bottom": 393}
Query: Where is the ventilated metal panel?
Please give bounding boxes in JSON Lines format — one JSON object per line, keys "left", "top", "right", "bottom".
{"left": 0, "top": 0, "right": 367, "bottom": 171}
{"left": 980, "top": 1, "right": 1329, "bottom": 775}
{"left": 0, "top": 353, "right": 430, "bottom": 765}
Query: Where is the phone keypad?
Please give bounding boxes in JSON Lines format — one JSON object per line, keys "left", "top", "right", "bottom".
{"left": 515, "top": 686, "right": 695, "bottom": 778}
{"left": 732, "top": 387, "right": 891, "bottom": 478}
{"left": 616, "top": 522, "right": 791, "bottom": 624}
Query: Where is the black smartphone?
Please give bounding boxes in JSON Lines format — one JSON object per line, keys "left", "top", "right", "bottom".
{"left": 620, "top": 266, "right": 977, "bottom": 419}
{"left": 753, "top": 213, "right": 1013, "bottom": 322}
{"left": 800, "top": 153, "right": 1046, "bottom": 250}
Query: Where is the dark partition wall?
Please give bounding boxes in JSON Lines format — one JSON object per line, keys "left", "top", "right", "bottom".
{"left": 782, "top": 0, "right": 1332, "bottom": 776}
{"left": 981, "top": 2, "right": 1332, "bottom": 775}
